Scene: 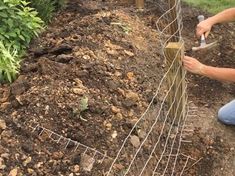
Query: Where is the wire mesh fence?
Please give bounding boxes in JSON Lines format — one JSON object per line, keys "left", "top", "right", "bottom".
{"left": 106, "top": 0, "right": 198, "bottom": 175}
{"left": 17, "top": 0, "right": 201, "bottom": 175}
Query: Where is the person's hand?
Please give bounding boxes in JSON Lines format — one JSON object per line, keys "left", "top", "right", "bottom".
{"left": 196, "top": 19, "right": 214, "bottom": 38}
{"left": 183, "top": 56, "right": 205, "bottom": 75}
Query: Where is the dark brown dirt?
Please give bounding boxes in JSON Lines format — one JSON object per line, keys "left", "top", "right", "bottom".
{"left": 0, "top": 0, "right": 234, "bottom": 176}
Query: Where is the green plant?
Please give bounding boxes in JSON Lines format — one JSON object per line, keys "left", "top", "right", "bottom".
{"left": 52, "top": 0, "right": 67, "bottom": 10}
{"left": 29, "top": 0, "right": 55, "bottom": 23}
{"left": 0, "top": 0, "right": 44, "bottom": 52}
{"left": 72, "top": 97, "right": 89, "bottom": 121}
{"left": 29, "top": 0, "right": 67, "bottom": 23}
{"left": 0, "top": 41, "right": 20, "bottom": 83}
{"left": 183, "top": 0, "right": 235, "bottom": 14}
{"left": 0, "top": 0, "right": 43, "bottom": 82}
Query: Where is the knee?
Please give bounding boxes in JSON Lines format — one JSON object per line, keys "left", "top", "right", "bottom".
{"left": 218, "top": 106, "right": 232, "bottom": 125}
{"left": 218, "top": 107, "right": 227, "bottom": 123}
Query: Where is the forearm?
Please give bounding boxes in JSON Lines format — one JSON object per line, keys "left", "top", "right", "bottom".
{"left": 208, "top": 8, "right": 235, "bottom": 25}
{"left": 201, "top": 66, "right": 235, "bottom": 83}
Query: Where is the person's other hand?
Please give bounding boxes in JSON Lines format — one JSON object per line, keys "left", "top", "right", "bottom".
{"left": 196, "top": 19, "right": 214, "bottom": 38}
{"left": 183, "top": 56, "right": 205, "bottom": 75}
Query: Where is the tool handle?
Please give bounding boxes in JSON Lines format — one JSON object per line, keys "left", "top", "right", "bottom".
{"left": 197, "top": 15, "right": 206, "bottom": 46}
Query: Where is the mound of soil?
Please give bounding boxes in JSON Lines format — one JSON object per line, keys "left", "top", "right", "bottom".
{"left": 0, "top": 0, "right": 234, "bottom": 175}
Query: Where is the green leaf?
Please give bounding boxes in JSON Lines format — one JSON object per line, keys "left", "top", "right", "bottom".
{"left": 79, "top": 97, "right": 89, "bottom": 112}
{"left": 0, "top": 12, "right": 8, "bottom": 18}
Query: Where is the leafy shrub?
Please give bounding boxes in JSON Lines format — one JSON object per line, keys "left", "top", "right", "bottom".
{"left": 0, "top": 42, "right": 20, "bottom": 83}
{"left": 52, "top": 0, "right": 67, "bottom": 10}
{"left": 0, "top": 0, "right": 44, "bottom": 82}
{"left": 29, "top": 0, "right": 55, "bottom": 23}
{"left": 29, "top": 0, "right": 67, "bottom": 23}
{"left": 0, "top": 0, "right": 44, "bottom": 52}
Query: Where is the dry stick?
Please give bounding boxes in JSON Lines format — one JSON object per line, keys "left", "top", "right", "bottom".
{"left": 184, "top": 157, "right": 203, "bottom": 172}
{"left": 122, "top": 46, "right": 184, "bottom": 176}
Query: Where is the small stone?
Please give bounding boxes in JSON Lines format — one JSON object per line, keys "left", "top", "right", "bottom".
{"left": 1, "top": 153, "right": 9, "bottom": 159}
{"left": 138, "top": 130, "right": 146, "bottom": 139}
{"left": 0, "top": 119, "right": 6, "bottom": 130}
{"left": 124, "top": 50, "right": 135, "bottom": 57}
{"left": 230, "top": 147, "right": 234, "bottom": 151}
{"left": 23, "top": 157, "right": 32, "bottom": 166}
{"left": 105, "top": 122, "right": 112, "bottom": 130}
{"left": 35, "top": 162, "right": 43, "bottom": 168}
{"left": 116, "top": 113, "right": 123, "bottom": 120}
{"left": 69, "top": 173, "right": 74, "bottom": 176}
{"left": 117, "top": 88, "right": 125, "bottom": 96}
{"left": 111, "top": 131, "right": 118, "bottom": 139}
{"left": 130, "top": 135, "right": 140, "bottom": 148}
{"left": 56, "top": 54, "right": 74, "bottom": 63}
{"left": 72, "top": 88, "right": 86, "bottom": 95}
{"left": 8, "top": 168, "right": 18, "bottom": 176}
{"left": 80, "top": 154, "right": 95, "bottom": 172}
{"left": 52, "top": 151, "right": 64, "bottom": 160}
{"left": 114, "top": 163, "right": 124, "bottom": 170}
{"left": 0, "top": 102, "right": 11, "bottom": 111}
{"left": 83, "top": 55, "right": 90, "bottom": 60}
{"left": 126, "top": 91, "right": 139, "bottom": 103}
{"left": 0, "top": 164, "right": 6, "bottom": 170}
{"left": 27, "top": 168, "right": 34, "bottom": 174}
{"left": 127, "top": 72, "right": 134, "bottom": 80}
{"left": 111, "top": 106, "right": 120, "bottom": 114}
{"left": 74, "top": 165, "right": 80, "bottom": 173}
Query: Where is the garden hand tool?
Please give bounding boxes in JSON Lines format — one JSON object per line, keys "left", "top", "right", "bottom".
{"left": 192, "top": 15, "right": 218, "bottom": 51}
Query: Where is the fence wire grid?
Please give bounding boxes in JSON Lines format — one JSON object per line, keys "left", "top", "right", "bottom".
{"left": 106, "top": 0, "right": 199, "bottom": 175}
{"left": 19, "top": 0, "right": 202, "bottom": 175}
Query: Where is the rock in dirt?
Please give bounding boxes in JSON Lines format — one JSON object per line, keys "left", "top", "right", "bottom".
{"left": 73, "top": 165, "right": 80, "bottom": 173}
{"left": 52, "top": 151, "right": 64, "bottom": 160}
{"left": 0, "top": 88, "right": 10, "bottom": 103}
{"left": 23, "top": 157, "right": 32, "bottom": 166}
{"left": 0, "top": 102, "right": 11, "bottom": 111}
{"left": 111, "top": 106, "right": 120, "bottom": 114}
{"left": 72, "top": 88, "right": 87, "bottom": 95}
{"left": 32, "top": 47, "right": 49, "bottom": 57}
{"left": 124, "top": 50, "right": 135, "bottom": 57}
{"left": 8, "top": 168, "right": 18, "bottom": 176}
{"left": 0, "top": 119, "right": 6, "bottom": 130}
{"left": 80, "top": 154, "right": 95, "bottom": 172}
{"left": 50, "top": 44, "right": 73, "bottom": 55}
{"left": 126, "top": 90, "right": 139, "bottom": 103}
{"left": 130, "top": 135, "right": 140, "bottom": 148}
{"left": 56, "top": 54, "right": 74, "bottom": 63}
{"left": 10, "top": 75, "right": 29, "bottom": 96}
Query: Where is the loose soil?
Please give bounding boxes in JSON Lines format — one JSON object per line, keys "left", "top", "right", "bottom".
{"left": 0, "top": 0, "right": 234, "bottom": 176}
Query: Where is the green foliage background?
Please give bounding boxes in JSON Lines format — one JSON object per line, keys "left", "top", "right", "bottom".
{"left": 183, "top": 0, "right": 235, "bottom": 14}
{"left": 0, "top": 0, "right": 66, "bottom": 82}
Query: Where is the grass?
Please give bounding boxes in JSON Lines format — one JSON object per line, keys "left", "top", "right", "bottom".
{"left": 183, "top": 0, "right": 235, "bottom": 14}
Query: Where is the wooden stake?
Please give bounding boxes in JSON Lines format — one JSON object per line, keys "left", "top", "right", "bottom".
{"left": 135, "top": 0, "right": 144, "bottom": 9}
{"left": 168, "top": 0, "right": 180, "bottom": 42}
{"left": 164, "top": 42, "right": 186, "bottom": 120}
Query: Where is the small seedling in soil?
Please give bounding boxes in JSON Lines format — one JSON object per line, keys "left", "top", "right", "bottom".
{"left": 72, "top": 96, "right": 89, "bottom": 121}
{"left": 111, "top": 22, "right": 132, "bottom": 34}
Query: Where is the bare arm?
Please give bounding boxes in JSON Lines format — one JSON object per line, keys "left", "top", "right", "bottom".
{"left": 201, "top": 66, "right": 235, "bottom": 82}
{"left": 197, "top": 8, "right": 235, "bottom": 37}
{"left": 208, "top": 8, "right": 235, "bottom": 24}
{"left": 183, "top": 56, "right": 235, "bottom": 83}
